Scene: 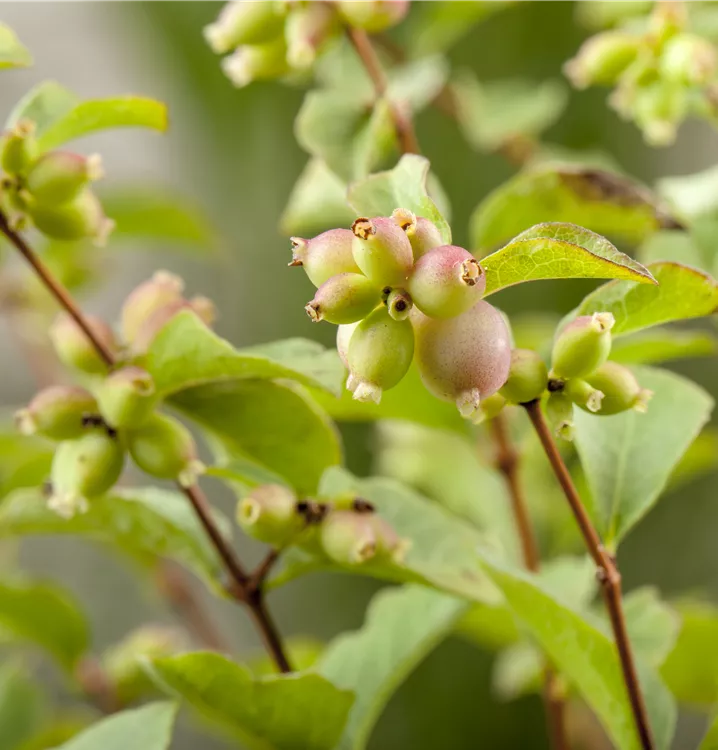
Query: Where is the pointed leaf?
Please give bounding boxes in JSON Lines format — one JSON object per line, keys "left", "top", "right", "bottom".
{"left": 481, "top": 222, "right": 655, "bottom": 296}
{"left": 347, "top": 154, "right": 451, "bottom": 244}
{"left": 318, "top": 585, "right": 465, "bottom": 750}
{"left": 148, "top": 652, "right": 353, "bottom": 750}
{"left": 471, "top": 166, "right": 680, "bottom": 251}
{"left": 574, "top": 367, "right": 713, "bottom": 546}
{"left": 576, "top": 262, "right": 718, "bottom": 336}
{"left": 7, "top": 81, "right": 77, "bottom": 132}
{"left": 610, "top": 329, "right": 718, "bottom": 364}
{"left": 0, "top": 23, "right": 32, "bottom": 69}
{"left": 51, "top": 702, "right": 176, "bottom": 750}
{"left": 480, "top": 554, "right": 676, "bottom": 750}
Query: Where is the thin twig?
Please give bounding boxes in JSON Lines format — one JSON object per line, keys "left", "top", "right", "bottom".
{"left": 248, "top": 548, "right": 281, "bottom": 594}
{"left": 0, "top": 213, "right": 292, "bottom": 674}
{"left": 523, "top": 400, "right": 654, "bottom": 750}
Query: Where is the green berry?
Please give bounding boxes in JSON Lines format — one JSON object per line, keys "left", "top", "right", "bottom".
{"left": 204, "top": 0, "right": 286, "bottom": 52}
{"left": 236, "top": 484, "right": 304, "bottom": 546}
{"left": 305, "top": 272, "right": 380, "bottom": 324}
{"left": 0, "top": 120, "right": 38, "bottom": 175}
{"left": 290, "top": 229, "right": 361, "bottom": 288}
{"left": 127, "top": 413, "right": 204, "bottom": 487}
{"left": 564, "top": 378, "right": 605, "bottom": 413}
{"left": 49, "top": 312, "right": 117, "bottom": 374}
{"left": 15, "top": 386, "right": 97, "bottom": 440}
{"left": 392, "top": 208, "right": 443, "bottom": 260}
{"left": 97, "top": 367, "right": 158, "bottom": 429}
{"left": 337, "top": 0, "right": 409, "bottom": 32}
{"left": 408, "top": 245, "right": 485, "bottom": 319}
{"left": 661, "top": 33, "right": 716, "bottom": 84}
{"left": 49, "top": 430, "right": 125, "bottom": 517}
{"left": 120, "top": 271, "right": 185, "bottom": 347}
{"left": 586, "top": 361, "right": 653, "bottom": 415}
{"left": 370, "top": 514, "right": 408, "bottom": 563}
{"left": 414, "top": 301, "right": 511, "bottom": 419}
{"left": 551, "top": 312, "right": 614, "bottom": 380}
{"left": 500, "top": 349, "right": 548, "bottom": 404}
{"left": 564, "top": 31, "right": 641, "bottom": 88}
{"left": 351, "top": 216, "right": 414, "bottom": 287}
{"left": 221, "top": 36, "right": 290, "bottom": 87}
{"left": 385, "top": 288, "right": 412, "bottom": 321}
{"left": 285, "top": 2, "right": 338, "bottom": 70}
{"left": 633, "top": 81, "right": 687, "bottom": 147}
{"left": 347, "top": 306, "right": 414, "bottom": 404}
{"left": 320, "top": 509, "right": 377, "bottom": 565}
{"left": 28, "top": 188, "right": 114, "bottom": 245}
{"left": 26, "top": 152, "right": 103, "bottom": 205}
{"left": 546, "top": 392, "right": 574, "bottom": 441}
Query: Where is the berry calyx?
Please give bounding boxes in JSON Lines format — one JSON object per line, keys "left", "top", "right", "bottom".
{"left": 49, "top": 313, "right": 117, "bottom": 374}
{"left": 564, "top": 378, "right": 605, "bottom": 414}
{"left": 586, "top": 361, "right": 653, "bottom": 415}
{"left": 551, "top": 312, "right": 614, "bottom": 380}
{"left": 15, "top": 386, "right": 98, "bottom": 440}
{"left": 320, "top": 509, "right": 377, "bottom": 565}
{"left": 25, "top": 152, "right": 103, "bottom": 205}
{"left": 500, "top": 349, "right": 548, "bottom": 405}
{"left": 392, "top": 208, "right": 443, "bottom": 260}
{"left": 351, "top": 216, "right": 414, "bottom": 287}
{"left": 385, "top": 288, "right": 412, "bottom": 321}
{"left": 289, "top": 229, "right": 360, "bottom": 288}
{"left": 97, "top": 366, "right": 158, "bottom": 429}
{"left": 221, "top": 36, "right": 290, "bottom": 88}
{"left": 305, "top": 272, "right": 380, "bottom": 324}
{"left": 204, "top": 1, "right": 286, "bottom": 52}
{"left": 236, "top": 484, "right": 304, "bottom": 546}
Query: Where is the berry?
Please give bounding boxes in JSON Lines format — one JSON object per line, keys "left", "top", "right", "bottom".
{"left": 586, "top": 361, "right": 653, "bottom": 415}
{"left": 236, "top": 484, "right": 304, "bottom": 546}
{"left": 385, "top": 288, "right": 412, "bottom": 321}
{"left": 336, "top": 321, "right": 359, "bottom": 369}
{"left": 28, "top": 188, "right": 114, "bottom": 245}
{"left": 413, "top": 301, "right": 511, "bottom": 419}
{"left": 26, "top": 152, "right": 103, "bottom": 205}
{"left": 347, "top": 306, "right": 414, "bottom": 404}
{"left": 48, "top": 430, "right": 125, "bottom": 517}
{"left": 49, "top": 313, "right": 117, "bottom": 374}
{"left": 131, "top": 298, "right": 216, "bottom": 356}
{"left": 472, "top": 392, "right": 507, "bottom": 424}
{"left": 564, "top": 31, "right": 641, "bottom": 89}
{"left": 632, "top": 80, "right": 687, "bottom": 147}
{"left": 661, "top": 33, "right": 717, "bottom": 85}
{"left": 290, "top": 229, "right": 360, "bottom": 288}
{"left": 337, "top": 0, "right": 409, "bottom": 32}
{"left": 392, "top": 208, "right": 443, "bottom": 260}
{"left": 127, "top": 413, "right": 204, "bottom": 487}
{"left": 221, "top": 37, "right": 290, "bottom": 88}
{"left": 0, "top": 120, "right": 37, "bottom": 175}
{"left": 408, "top": 245, "right": 485, "bottom": 319}
{"left": 370, "top": 514, "right": 408, "bottom": 563}
{"left": 204, "top": 0, "right": 286, "bottom": 52}
{"left": 305, "top": 272, "right": 380, "bottom": 324}
{"left": 285, "top": 2, "right": 338, "bottom": 70}
{"left": 120, "top": 271, "right": 185, "bottom": 347}
{"left": 564, "top": 378, "right": 605, "bottom": 413}
{"left": 551, "top": 312, "right": 614, "bottom": 380}
{"left": 351, "top": 216, "right": 413, "bottom": 287}
{"left": 500, "top": 349, "right": 548, "bottom": 404}
{"left": 15, "top": 386, "right": 98, "bottom": 440}
{"left": 320, "top": 510, "right": 377, "bottom": 565}
{"left": 546, "top": 392, "right": 574, "bottom": 441}
{"left": 97, "top": 367, "right": 158, "bottom": 429}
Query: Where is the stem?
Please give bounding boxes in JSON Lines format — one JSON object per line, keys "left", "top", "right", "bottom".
{"left": 523, "top": 400, "right": 654, "bottom": 750}
{"left": 0, "top": 213, "right": 292, "bottom": 674}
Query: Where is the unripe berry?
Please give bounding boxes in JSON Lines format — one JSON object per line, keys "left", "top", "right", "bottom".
{"left": 500, "top": 349, "right": 548, "bottom": 405}
{"left": 546, "top": 392, "right": 574, "bottom": 441}
{"left": 48, "top": 430, "right": 125, "bottom": 517}
{"left": 385, "top": 288, "right": 412, "bottom": 321}
{"left": 337, "top": 0, "right": 409, "bottom": 32}
{"left": 120, "top": 271, "right": 185, "bottom": 347}
{"left": 661, "top": 34, "right": 717, "bottom": 85}
{"left": 97, "top": 367, "right": 158, "bottom": 430}
{"left": 408, "top": 245, "right": 485, "bottom": 319}
{"left": 236, "top": 484, "right": 304, "bottom": 546}
{"left": 0, "top": 120, "right": 38, "bottom": 175}
{"left": 204, "top": 0, "right": 286, "bottom": 52}
{"left": 413, "top": 301, "right": 511, "bottom": 419}
{"left": 351, "top": 217, "right": 413, "bottom": 287}
{"left": 336, "top": 321, "right": 359, "bottom": 369}
{"left": 285, "top": 2, "right": 338, "bottom": 70}
{"left": 28, "top": 188, "right": 114, "bottom": 245}
{"left": 305, "top": 272, "right": 380, "bottom": 324}
{"left": 370, "top": 514, "right": 409, "bottom": 563}
{"left": 347, "top": 306, "right": 414, "bottom": 404}
{"left": 586, "top": 361, "right": 653, "bottom": 415}
{"left": 632, "top": 81, "right": 686, "bottom": 147}
{"left": 392, "top": 208, "right": 443, "bottom": 260}
{"left": 564, "top": 378, "right": 605, "bottom": 414}
{"left": 15, "top": 386, "right": 98, "bottom": 440}
{"left": 127, "top": 413, "right": 204, "bottom": 487}
{"left": 320, "top": 510, "right": 377, "bottom": 565}
{"left": 221, "top": 37, "right": 290, "bottom": 88}
{"left": 289, "top": 229, "right": 360, "bottom": 288}
{"left": 564, "top": 31, "right": 641, "bottom": 89}
{"left": 26, "top": 152, "right": 103, "bottom": 206}
{"left": 49, "top": 313, "right": 117, "bottom": 374}
{"left": 550, "top": 313, "right": 614, "bottom": 380}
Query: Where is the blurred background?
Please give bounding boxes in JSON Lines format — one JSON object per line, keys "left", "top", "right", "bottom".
{"left": 1, "top": 3, "right": 716, "bottom": 748}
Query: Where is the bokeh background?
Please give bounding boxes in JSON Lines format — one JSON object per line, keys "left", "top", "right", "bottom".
{"left": 1, "top": 3, "right": 716, "bottom": 748}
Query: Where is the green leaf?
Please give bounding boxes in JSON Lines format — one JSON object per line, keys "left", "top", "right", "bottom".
{"left": 273, "top": 468, "right": 499, "bottom": 605}
{"left": 0, "top": 579, "right": 88, "bottom": 669}
{"left": 576, "top": 262, "right": 718, "bottom": 336}
{"left": 206, "top": 457, "right": 291, "bottom": 495}
{"left": 0, "top": 432, "right": 53, "bottom": 500}
{"left": 620, "top": 588, "right": 681, "bottom": 668}
{"left": 471, "top": 166, "right": 680, "bottom": 251}
{"left": 295, "top": 90, "right": 395, "bottom": 183}
{"left": 318, "top": 585, "right": 465, "bottom": 750}
{"left": 0, "top": 23, "right": 32, "bottom": 69}
{"left": 480, "top": 554, "right": 676, "bottom": 750}
{"left": 280, "top": 158, "right": 355, "bottom": 238}
{"left": 50, "top": 702, "right": 177, "bottom": 750}
{"left": 144, "top": 311, "right": 344, "bottom": 397}
{"left": 699, "top": 714, "right": 718, "bottom": 750}
{"left": 610, "top": 329, "right": 718, "bottom": 364}
{"left": 492, "top": 642, "right": 544, "bottom": 701}
{"left": 669, "top": 428, "right": 718, "bottom": 491}
{"left": 0, "top": 662, "right": 44, "bottom": 750}
{"left": 481, "top": 222, "right": 656, "bottom": 296}
{"left": 658, "top": 165, "right": 718, "bottom": 220}
{"left": 639, "top": 230, "right": 708, "bottom": 269}
{"left": 148, "top": 652, "right": 353, "bottom": 750}
{"left": 171, "top": 380, "right": 342, "bottom": 495}
{"left": 0, "top": 487, "right": 226, "bottom": 588}
{"left": 7, "top": 81, "right": 77, "bottom": 133}
{"left": 574, "top": 367, "right": 713, "bottom": 546}
{"left": 453, "top": 72, "right": 568, "bottom": 152}
{"left": 347, "top": 154, "right": 452, "bottom": 244}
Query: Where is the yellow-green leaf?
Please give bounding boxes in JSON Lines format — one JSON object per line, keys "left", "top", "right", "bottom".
{"left": 0, "top": 23, "right": 32, "bottom": 69}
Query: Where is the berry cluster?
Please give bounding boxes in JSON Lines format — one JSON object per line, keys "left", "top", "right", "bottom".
{"left": 292, "top": 209, "right": 512, "bottom": 419}
{"left": 565, "top": 4, "right": 718, "bottom": 145}
{"left": 0, "top": 121, "right": 112, "bottom": 244}
{"left": 204, "top": 0, "right": 408, "bottom": 87}
{"left": 15, "top": 271, "right": 215, "bottom": 517}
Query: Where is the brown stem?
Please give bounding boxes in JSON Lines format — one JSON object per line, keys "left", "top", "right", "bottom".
{"left": 523, "top": 400, "right": 654, "bottom": 750}
{"left": 248, "top": 548, "right": 281, "bottom": 593}
{"left": 0, "top": 213, "right": 292, "bottom": 674}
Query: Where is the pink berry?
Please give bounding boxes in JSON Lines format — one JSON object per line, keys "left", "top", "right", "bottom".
{"left": 289, "top": 228, "right": 360, "bottom": 288}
